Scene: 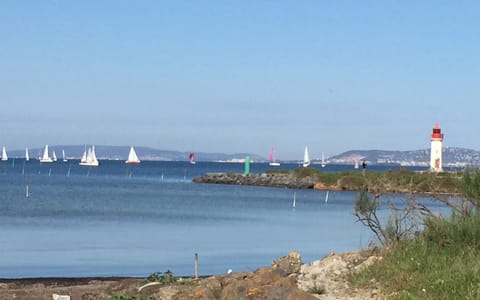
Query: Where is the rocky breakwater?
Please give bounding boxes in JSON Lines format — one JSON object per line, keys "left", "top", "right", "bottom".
{"left": 193, "top": 172, "right": 316, "bottom": 189}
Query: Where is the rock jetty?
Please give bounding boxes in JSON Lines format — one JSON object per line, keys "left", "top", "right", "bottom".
{"left": 193, "top": 172, "right": 317, "bottom": 189}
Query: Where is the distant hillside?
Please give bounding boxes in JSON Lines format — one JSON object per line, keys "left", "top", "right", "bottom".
{"left": 7, "top": 145, "right": 480, "bottom": 166}
{"left": 7, "top": 145, "right": 265, "bottom": 162}
{"left": 327, "top": 147, "right": 480, "bottom": 167}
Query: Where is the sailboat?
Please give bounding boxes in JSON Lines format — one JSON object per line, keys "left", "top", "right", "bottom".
{"left": 39, "top": 145, "right": 53, "bottom": 163}
{"left": 25, "top": 148, "right": 30, "bottom": 161}
{"left": 189, "top": 152, "right": 196, "bottom": 164}
{"left": 354, "top": 160, "right": 359, "bottom": 169}
{"left": 321, "top": 152, "right": 326, "bottom": 168}
{"left": 62, "top": 149, "right": 68, "bottom": 162}
{"left": 52, "top": 151, "right": 57, "bottom": 162}
{"left": 268, "top": 148, "right": 280, "bottom": 166}
{"left": 302, "top": 146, "right": 310, "bottom": 167}
{"left": 79, "top": 146, "right": 99, "bottom": 166}
{"left": 125, "top": 146, "right": 140, "bottom": 164}
{"left": 1, "top": 146, "right": 8, "bottom": 161}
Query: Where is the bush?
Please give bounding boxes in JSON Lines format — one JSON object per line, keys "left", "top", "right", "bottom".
{"left": 142, "top": 270, "right": 175, "bottom": 285}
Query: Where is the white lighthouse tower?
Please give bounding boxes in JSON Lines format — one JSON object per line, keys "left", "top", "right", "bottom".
{"left": 430, "top": 123, "right": 444, "bottom": 172}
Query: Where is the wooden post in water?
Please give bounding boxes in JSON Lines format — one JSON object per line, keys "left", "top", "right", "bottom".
{"left": 194, "top": 253, "right": 199, "bottom": 279}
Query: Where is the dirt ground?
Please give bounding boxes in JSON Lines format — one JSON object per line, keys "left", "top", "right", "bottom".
{"left": 0, "top": 277, "right": 142, "bottom": 300}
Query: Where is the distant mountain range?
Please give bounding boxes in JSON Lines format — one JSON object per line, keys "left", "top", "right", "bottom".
{"left": 6, "top": 145, "right": 265, "bottom": 163}
{"left": 5, "top": 145, "right": 480, "bottom": 166}
{"left": 326, "top": 147, "right": 480, "bottom": 167}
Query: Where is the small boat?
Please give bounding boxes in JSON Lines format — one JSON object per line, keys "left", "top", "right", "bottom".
{"left": 189, "top": 152, "right": 196, "bottom": 164}
{"left": 302, "top": 146, "right": 310, "bottom": 167}
{"left": 1, "top": 146, "right": 8, "bottom": 161}
{"left": 52, "top": 151, "right": 57, "bottom": 162}
{"left": 79, "top": 146, "right": 99, "bottom": 166}
{"left": 125, "top": 146, "right": 140, "bottom": 164}
{"left": 39, "top": 145, "right": 53, "bottom": 163}
{"left": 354, "top": 160, "right": 359, "bottom": 169}
{"left": 269, "top": 148, "right": 280, "bottom": 166}
{"left": 321, "top": 152, "right": 326, "bottom": 168}
{"left": 62, "top": 149, "right": 68, "bottom": 162}
{"left": 25, "top": 148, "right": 30, "bottom": 161}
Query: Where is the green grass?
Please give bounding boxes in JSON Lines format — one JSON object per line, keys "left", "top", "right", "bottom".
{"left": 351, "top": 213, "right": 480, "bottom": 299}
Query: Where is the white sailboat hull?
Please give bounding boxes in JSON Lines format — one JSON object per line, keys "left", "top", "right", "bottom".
{"left": 79, "top": 161, "right": 99, "bottom": 166}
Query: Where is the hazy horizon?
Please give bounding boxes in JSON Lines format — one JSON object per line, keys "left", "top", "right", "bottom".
{"left": 1, "top": 1, "right": 478, "bottom": 160}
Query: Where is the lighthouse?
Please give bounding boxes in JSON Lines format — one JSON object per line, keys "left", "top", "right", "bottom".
{"left": 430, "top": 123, "right": 444, "bottom": 172}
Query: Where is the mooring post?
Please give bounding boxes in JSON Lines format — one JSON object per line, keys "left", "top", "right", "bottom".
{"left": 194, "top": 252, "right": 199, "bottom": 279}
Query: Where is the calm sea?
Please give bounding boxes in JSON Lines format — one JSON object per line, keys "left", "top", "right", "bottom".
{"left": 0, "top": 160, "right": 446, "bottom": 278}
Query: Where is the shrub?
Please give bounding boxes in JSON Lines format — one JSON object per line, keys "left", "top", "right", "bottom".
{"left": 142, "top": 270, "right": 175, "bottom": 285}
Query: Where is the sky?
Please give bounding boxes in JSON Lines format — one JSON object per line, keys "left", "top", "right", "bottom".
{"left": 0, "top": 1, "right": 479, "bottom": 160}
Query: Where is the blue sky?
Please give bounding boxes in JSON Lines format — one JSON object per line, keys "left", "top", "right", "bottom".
{"left": 1, "top": 1, "right": 478, "bottom": 160}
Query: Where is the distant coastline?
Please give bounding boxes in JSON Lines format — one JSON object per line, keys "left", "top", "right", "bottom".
{"left": 2, "top": 145, "right": 479, "bottom": 166}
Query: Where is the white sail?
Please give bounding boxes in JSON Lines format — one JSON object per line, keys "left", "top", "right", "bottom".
{"left": 39, "top": 145, "right": 53, "bottom": 163}
{"left": 52, "top": 151, "right": 57, "bottom": 162}
{"left": 25, "top": 148, "right": 30, "bottom": 161}
{"left": 62, "top": 149, "right": 67, "bottom": 162}
{"left": 1, "top": 146, "right": 7, "bottom": 161}
{"left": 302, "top": 146, "right": 310, "bottom": 167}
{"left": 79, "top": 145, "right": 99, "bottom": 166}
{"left": 125, "top": 146, "right": 140, "bottom": 164}
{"left": 80, "top": 150, "right": 87, "bottom": 163}
{"left": 321, "top": 152, "right": 326, "bottom": 168}
{"left": 90, "top": 146, "right": 98, "bottom": 165}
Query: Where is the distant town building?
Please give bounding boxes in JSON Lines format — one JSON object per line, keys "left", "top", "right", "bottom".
{"left": 430, "top": 123, "right": 444, "bottom": 172}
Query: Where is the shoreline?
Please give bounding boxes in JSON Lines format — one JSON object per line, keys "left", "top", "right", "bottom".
{"left": 0, "top": 249, "right": 380, "bottom": 299}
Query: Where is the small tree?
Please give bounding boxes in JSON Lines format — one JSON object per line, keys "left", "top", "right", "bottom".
{"left": 354, "top": 173, "right": 434, "bottom": 246}
{"left": 354, "top": 189, "right": 388, "bottom": 246}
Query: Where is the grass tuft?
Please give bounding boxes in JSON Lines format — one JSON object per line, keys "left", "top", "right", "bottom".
{"left": 308, "top": 283, "right": 326, "bottom": 295}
